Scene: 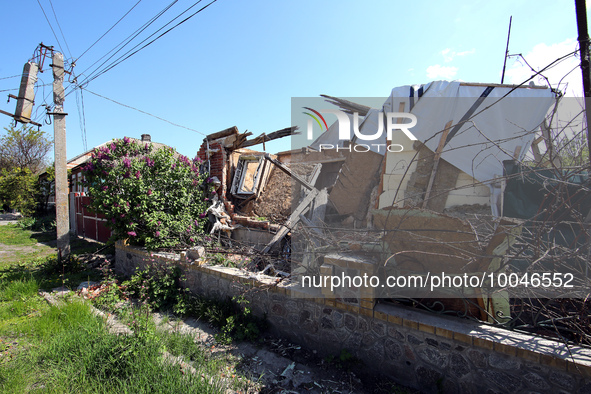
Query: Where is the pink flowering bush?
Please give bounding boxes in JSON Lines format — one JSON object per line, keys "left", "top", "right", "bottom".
{"left": 83, "top": 138, "right": 211, "bottom": 249}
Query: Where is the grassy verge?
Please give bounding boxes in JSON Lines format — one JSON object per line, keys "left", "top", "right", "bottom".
{"left": 0, "top": 224, "right": 259, "bottom": 393}
{"left": 0, "top": 274, "right": 252, "bottom": 393}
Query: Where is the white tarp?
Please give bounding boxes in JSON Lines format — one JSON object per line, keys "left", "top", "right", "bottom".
{"left": 382, "top": 81, "right": 556, "bottom": 184}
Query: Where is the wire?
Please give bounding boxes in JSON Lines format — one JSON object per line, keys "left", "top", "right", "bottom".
{"left": 82, "top": 87, "right": 206, "bottom": 136}
{"left": 75, "top": 0, "right": 143, "bottom": 63}
{"left": 75, "top": 87, "right": 88, "bottom": 151}
{"left": 47, "top": 0, "right": 73, "bottom": 60}
{"left": 78, "top": 0, "right": 219, "bottom": 88}
{"left": 36, "top": 0, "right": 66, "bottom": 57}
{"left": 74, "top": 0, "right": 179, "bottom": 88}
{"left": 89, "top": 0, "right": 217, "bottom": 82}
{"left": 0, "top": 75, "right": 20, "bottom": 81}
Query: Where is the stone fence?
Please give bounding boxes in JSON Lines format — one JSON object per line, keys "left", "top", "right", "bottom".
{"left": 115, "top": 241, "right": 591, "bottom": 393}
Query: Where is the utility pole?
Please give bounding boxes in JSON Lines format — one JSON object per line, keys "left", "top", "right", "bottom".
{"left": 500, "top": 16, "right": 512, "bottom": 84}
{"left": 575, "top": 0, "right": 591, "bottom": 168}
{"left": 51, "top": 51, "right": 70, "bottom": 258}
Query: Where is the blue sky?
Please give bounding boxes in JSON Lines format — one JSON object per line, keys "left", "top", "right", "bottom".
{"left": 0, "top": 0, "right": 585, "bottom": 160}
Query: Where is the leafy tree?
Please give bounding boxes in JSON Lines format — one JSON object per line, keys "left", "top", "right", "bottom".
{"left": 0, "top": 167, "right": 37, "bottom": 216}
{"left": 83, "top": 137, "right": 212, "bottom": 249}
{"left": 37, "top": 164, "right": 55, "bottom": 212}
{"left": 0, "top": 125, "right": 53, "bottom": 173}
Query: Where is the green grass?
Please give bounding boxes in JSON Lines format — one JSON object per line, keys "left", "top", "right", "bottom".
{"left": 0, "top": 255, "right": 260, "bottom": 393}
{"left": 0, "top": 276, "right": 226, "bottom": 393}
{"left": 0, "top": 225, "right": 39, "bottom": 246}
{"left": 0, "top": 223, "right": 113, "bottom": 270}
{"left": 0, "top": 225, "right": 260, "bottom": 393}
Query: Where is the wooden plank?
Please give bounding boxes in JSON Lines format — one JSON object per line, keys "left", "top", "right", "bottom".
{"left": 206, "top": 126, "right": 239, "bottom": 141}
{"left": 422, "top": 120, "right": 453, "bottom": 209}
{"left": 237, "top": 126, "right": 298, "bottom": 149}
{"left": 262, "top": 188, "right": 319, "bottom": 253}
{"left": 320, "top": 94, "right": 372, "bottom": 116}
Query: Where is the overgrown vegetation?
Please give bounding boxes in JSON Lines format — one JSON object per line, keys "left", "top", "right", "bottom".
{"left": 83, "top": 137, "right": 213, "bottom": 249}
{"left": 92, "top": 262, "right": 266, "bottom": 344}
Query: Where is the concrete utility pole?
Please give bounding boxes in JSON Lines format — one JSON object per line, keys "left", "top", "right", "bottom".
{"left": 51, "top": 51, "right": 70, "bottom": 258}
{"left": 575, "top": 0, "right": 591, "bottom": 168}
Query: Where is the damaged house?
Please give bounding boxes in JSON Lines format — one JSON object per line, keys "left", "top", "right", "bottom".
{"left": 198, "top": 80, "right": 571, "bottom": 321}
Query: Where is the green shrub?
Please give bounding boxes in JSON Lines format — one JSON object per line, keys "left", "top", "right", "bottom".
{"left": 83, "top": 137, "right": 213, "bottom": 249}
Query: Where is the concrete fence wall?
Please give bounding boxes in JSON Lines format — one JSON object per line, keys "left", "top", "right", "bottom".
{"left": 115, "top": 242, "right": 591, "bottom": 393}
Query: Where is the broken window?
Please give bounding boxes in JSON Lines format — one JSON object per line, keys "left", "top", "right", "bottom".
{"left": 231, "top": 155, "right": 265, "bottom": 197}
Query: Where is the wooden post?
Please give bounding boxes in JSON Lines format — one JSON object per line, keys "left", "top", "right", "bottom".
{"left": 422, "top": 120, "right": 453, "bottom": 209}
{"left": 576, "top": 0, "right": 591, "bottom": 168}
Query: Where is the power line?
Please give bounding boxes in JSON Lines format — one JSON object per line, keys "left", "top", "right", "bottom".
{"left": 75, "top": 88, "right": 88, "bottom": 151}
{"left": 88, "top": 0, "right": 217, "bottom": 83}
{"left": 74, "top": 0, "right": 179, "bottom": 87}
{"left": 76, "top": 0, "right": 143, "bottom": 63}
{"left": 0, "top": 75, "right": 20, "bottom": 81}
{"left": 82, "top": 87, "right": 206, "bottom": 136}
{"left": 36, "top": 0, "right": 66, "bottom": 57}
{"left": 47, "top": 0, "right": 73, "bottom": 60}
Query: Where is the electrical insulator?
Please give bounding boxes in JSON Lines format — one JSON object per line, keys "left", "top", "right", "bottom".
{"left": 14, "top": 62, "right": 39, "bottom": 123}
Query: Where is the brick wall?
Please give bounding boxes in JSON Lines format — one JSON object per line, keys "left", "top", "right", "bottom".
{"left": 116, "top": 242, "right": 591, "bottom": 394}
{"left": 197, "top": 140, "right": 227, "bottom": 198}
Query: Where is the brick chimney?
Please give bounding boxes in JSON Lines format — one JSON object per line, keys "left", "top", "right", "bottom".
{"left": 141, "top": 134, "right": 151, "bottom": 142}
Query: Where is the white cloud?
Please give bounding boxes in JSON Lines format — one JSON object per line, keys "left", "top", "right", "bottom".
{"left": 426, "top": 64, "right": 458, "bottom": 79}
{"left": 440, "top": 48, "right": 475, "bottom": 63}
{"left": 504, "top": 38, "right": 580, "bottom": 96}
